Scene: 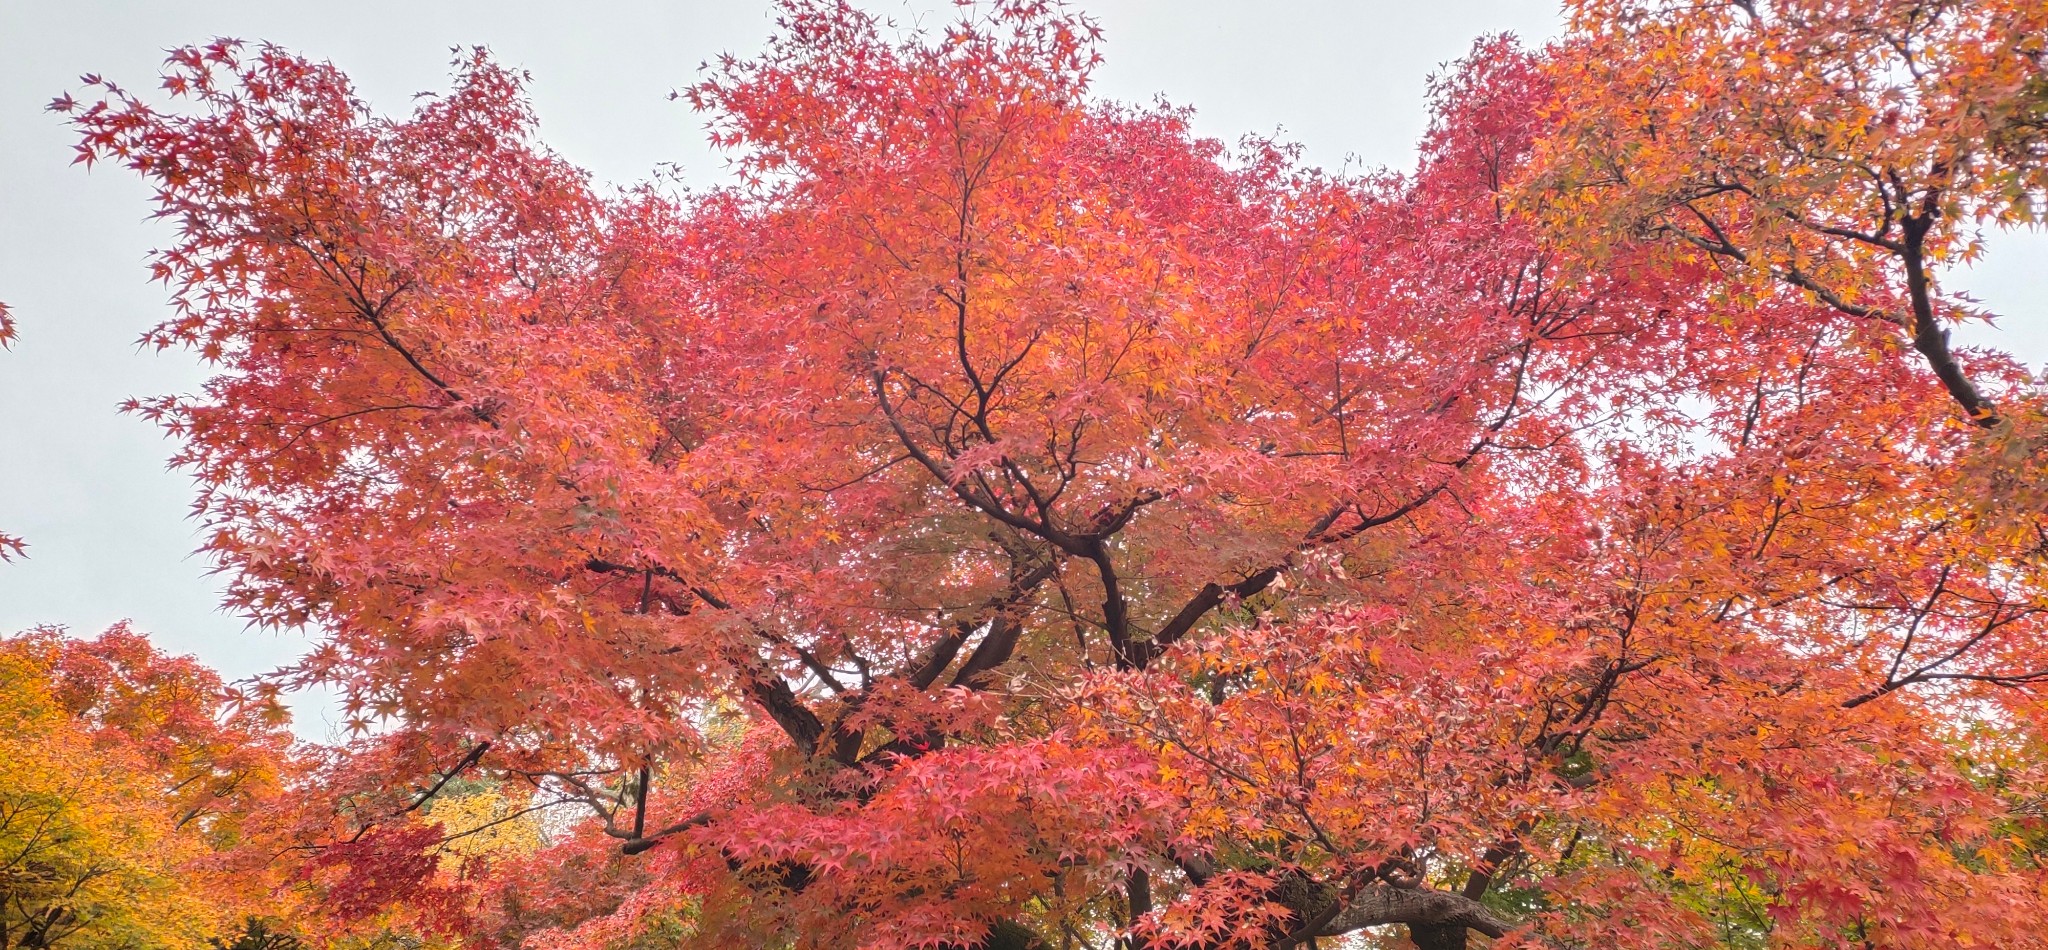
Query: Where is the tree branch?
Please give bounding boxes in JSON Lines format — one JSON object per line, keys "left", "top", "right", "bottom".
{"left": 1316, "top": 886, "right": 1512, "bottom": 940}
{"left": 400, "top": 741, "right": 491, "bottom": 814}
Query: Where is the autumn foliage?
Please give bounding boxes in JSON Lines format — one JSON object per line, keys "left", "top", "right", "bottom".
{"left": 0, "top": 626, "right": 296, "bottom": 950}
{"left": 19, "top": 0, "right": 2048, "bottom": 947}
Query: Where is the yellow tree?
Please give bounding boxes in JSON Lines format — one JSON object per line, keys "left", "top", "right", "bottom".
{"left": 0, "top": 626, "right": 296, "bottom": 950}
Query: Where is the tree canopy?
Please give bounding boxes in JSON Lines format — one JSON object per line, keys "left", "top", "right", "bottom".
{"left": 27, "top": 0, "right": 2048, "bottom": 947}
{"left": 0, "top": 626, "right": 296, "bottom": 950}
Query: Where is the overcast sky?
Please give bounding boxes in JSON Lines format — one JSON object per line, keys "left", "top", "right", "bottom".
{"left": 2, "top": 1, "right": 2042, "bottom": 739}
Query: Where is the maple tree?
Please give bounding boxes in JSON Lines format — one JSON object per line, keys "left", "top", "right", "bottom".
{"left": 50, "top": 1, "right": 2048, "bottom": 947}
{"left": 1530, "top": 0, "right": 2048, "bottom": 426}
{"left": 0, "top": 625, "right": 297, "bottom": 950}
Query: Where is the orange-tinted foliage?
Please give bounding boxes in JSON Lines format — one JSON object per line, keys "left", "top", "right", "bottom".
{"left": 54, "top": 1, "right": 2048, "bottom": 947}
{"left": 0, "top": 625, "right": 299, "bottom": 950}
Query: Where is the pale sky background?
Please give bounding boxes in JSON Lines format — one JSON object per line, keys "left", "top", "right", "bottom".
{"left": 2, "top": 1, "right": 2043, "bottom": 740}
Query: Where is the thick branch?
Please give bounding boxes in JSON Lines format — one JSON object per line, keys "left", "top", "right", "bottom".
{"left": 619, "top": 811, "right": 714, "bottom": 855}
{"left": 1901, "top": 216, "right": 1997, "bottom": 426}
{"left": 900, "top": 556, "right": 1057, "bottom": 687}
{"left": 949, "top": 616, "right": 1023, "bottom": 687}
{"left": 742, "top": 675, "right": 827, "bottom": 756}
{"left": 1317, "top": 886, "right": 1511, "bottom": 940}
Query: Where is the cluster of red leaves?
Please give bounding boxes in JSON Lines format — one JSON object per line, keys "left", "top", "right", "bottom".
{"left": 298, "top": 823, "right": 464, "bottom": 925}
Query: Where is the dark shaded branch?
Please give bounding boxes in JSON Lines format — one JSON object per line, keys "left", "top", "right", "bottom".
{"left": 1317, "top": 886, "right": 1512, "bottom": 939}
{"left": 902, "top": 556, "right": 1058, "bottom": 689}
{"left": 742, "top": 675, "right": 827, "bottom": 756}
{"left": 1664, "top": 203, "right": 1994, "bottom": 426}
{"left": 870, "top": 368, "right": 1068, "bottom": 544}
{"left": 1137, "top": 487, "right": 1454, "bottom": 668}
{"left": 1462, "top": 836, "right": 1526, "bottom": 901}
{"left": 907, "top": 627, "right": 971, "bottom": 691}
{"left": 949, "top": 616, "right": 1023, "bottom": 687}
{"left": 1842, "top": 666, "right": 2048, "bottom": 708}
{"left": 1900, "top": 215, "right": 1997, "bottom": 425}
{"left": 400, "top": 741, "right": 491, "bottom": 814}
{"left": 620, "top": 811, "right": 715, "bottom": 855}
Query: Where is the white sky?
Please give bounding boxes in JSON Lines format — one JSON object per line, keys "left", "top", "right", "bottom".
{"left": 2, "top": 1, "right": 2042, "bottom": 739}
